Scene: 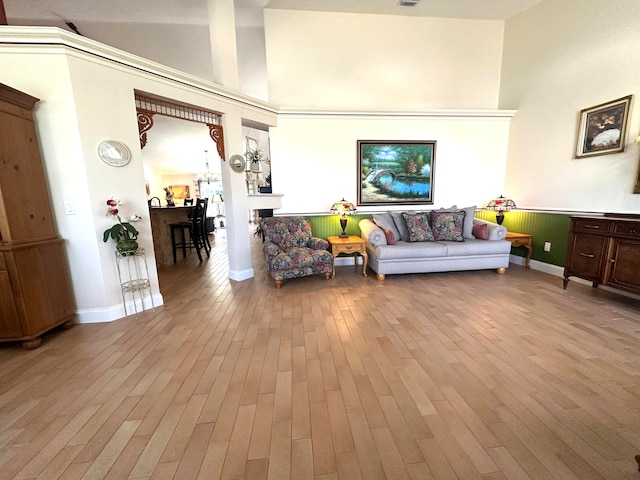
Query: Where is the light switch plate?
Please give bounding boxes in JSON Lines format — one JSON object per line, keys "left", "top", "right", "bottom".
{"left": 63, "top": 200, "right": 75, "bottom": 215}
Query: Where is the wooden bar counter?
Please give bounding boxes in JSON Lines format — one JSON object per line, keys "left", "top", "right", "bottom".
{"left": 149, "top": 206, "right": 192, "bottom": 268}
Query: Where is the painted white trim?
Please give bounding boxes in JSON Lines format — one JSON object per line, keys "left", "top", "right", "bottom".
{"left": 0, "top": 26, "right": 278, "bottom": 115}
{"left": 277, "top": 107, "right": 517, "bottom": 118}
{"left": 75, "top": 293, "right": 164, "bottom": 323}
{"left": 229, "top": 268, "right": 255, "bottom": 281}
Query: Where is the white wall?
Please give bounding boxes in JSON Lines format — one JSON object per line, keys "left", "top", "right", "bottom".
{"left": 500, "top": 0, "right": 640, "bottom": 213}
{"left": 270, "top": 112, "right": 513, "bottom": 214}
{"left": 0, "top": 28, "right": 277, "bottom": 322}
{"left": 264, "top": 10, "right": 504, "bottom": 110}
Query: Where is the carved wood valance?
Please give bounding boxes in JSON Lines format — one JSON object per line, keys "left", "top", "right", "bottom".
{"left": 134, "top": 92, "right": 225, "bottom": 160}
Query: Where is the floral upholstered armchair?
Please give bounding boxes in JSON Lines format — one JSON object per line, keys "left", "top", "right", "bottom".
{"left": 260, "top": 216, "right": 333, "bottom": 288}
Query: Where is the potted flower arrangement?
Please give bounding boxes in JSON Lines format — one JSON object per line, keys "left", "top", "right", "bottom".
{"left": 245, "top": 147, "right": 264, "bottom": 172}
{"left": 103, "top": 197, "right": 142, "bottom": 254}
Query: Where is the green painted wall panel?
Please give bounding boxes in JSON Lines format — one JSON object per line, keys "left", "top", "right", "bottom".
{"left": 475, "top": 210, "right": 571, "bottom": 266}
{"left": 299, "top": 210, "right": 572, "bottom": 267}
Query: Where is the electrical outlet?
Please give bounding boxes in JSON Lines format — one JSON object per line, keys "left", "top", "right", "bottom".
{"left": 544, "top": 241, "right": 551, "bottom": 252}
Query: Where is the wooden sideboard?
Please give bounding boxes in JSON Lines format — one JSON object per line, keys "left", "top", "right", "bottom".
{"left": 0, "top": 83, "right": 75, "bottom": 348}
{"left": 563, "top": 215, "right": 640, "bottom": 296}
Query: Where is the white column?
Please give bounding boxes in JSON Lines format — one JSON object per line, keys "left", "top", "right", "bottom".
{"left": 219, "top": 111, "right": 254, "bottom": 281}
{"left": 207, "top": 0, "right": 240, "bottom": 90}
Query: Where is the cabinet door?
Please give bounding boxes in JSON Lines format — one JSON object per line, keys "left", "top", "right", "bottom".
{"left": 0, "top": 270, "right": 22, "bottom": 338}
{"left": 566, "top": 234, "right": 608, "bottom": 283}
{"left": 606, "top": 239, "right": 640, "bottom": 292}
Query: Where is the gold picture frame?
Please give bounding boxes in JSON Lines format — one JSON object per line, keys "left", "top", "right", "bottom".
{"left": 575, "top": 95, "right": 632, "bottom": 158}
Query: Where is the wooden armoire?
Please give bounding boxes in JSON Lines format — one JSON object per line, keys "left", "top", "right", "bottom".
{"left": 0, "top": 83, "right": 75, "bottom": 349}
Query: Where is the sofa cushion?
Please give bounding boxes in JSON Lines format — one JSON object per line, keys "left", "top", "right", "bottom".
{"left": 458, "top": 205, "right": 477, "bottom": 239}
{"left": 373, "top": 212, "right": 400, "bottom": 242}
{"left": 374, "top": 241, "right": 448, "bottom": 260}
{"left": 444, "top": 239, "right": 512, "bottom": 257}
{"left": 402, "top": 212, "right": 435, "bottom": 242}
{"left": 390, "top": 211, "right": 415, "bottom": 241}
{"left": 472, "top": 223, "right": 489, "bottom": 240}
{"left": 430, "top": 211, "right": 465, "bottom": 242}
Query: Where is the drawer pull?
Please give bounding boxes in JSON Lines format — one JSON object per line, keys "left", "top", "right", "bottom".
{"left": 630, "top": 229, "right": 640, "bottom": 237}
{"left": 584, "top": 225, "right": 601, "bottom": 229}
{"left": 579, "top": 253, "right": 595, "bottom": 258}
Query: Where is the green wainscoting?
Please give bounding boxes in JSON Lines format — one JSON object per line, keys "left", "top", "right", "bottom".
{"left": 475, "top": 210, "right": 571, "bottom": 266}
{"left": 305, "top": 210, "right": 572, "bottom": 267}
{"left": 307, "top": 214, "right": 372, "bottom": 240}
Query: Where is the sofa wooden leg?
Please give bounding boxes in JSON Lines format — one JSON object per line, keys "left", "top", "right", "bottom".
{"left": 496, "top": 268, "right": 506, "bottom": 275}
{"left": 275, "top": 280, "right": 282, "bottom": 288}
{"left": 376, "top": 274, "right": 385, "bottom": 281}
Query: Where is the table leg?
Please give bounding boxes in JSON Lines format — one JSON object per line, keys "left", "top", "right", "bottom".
{"left": 361, "top": 252, "right": 368, "bottom": 277}
{"left": 524, "top": 243, "right": 532, "bottom": 268}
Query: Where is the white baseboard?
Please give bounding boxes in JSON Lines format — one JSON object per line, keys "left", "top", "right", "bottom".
{"left": 509, "top": 254, "right": 640, "bottom": 301}
{"left": 229, "top": 268, "right": 255, "bottom": 281}
{"left": 75, "top": 293, "right": 164, "bottom": 324}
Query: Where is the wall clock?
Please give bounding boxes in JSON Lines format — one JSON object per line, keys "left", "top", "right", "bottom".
{"left": 98, "top": 140, "right": 131, "bottom": 167}
{"left": 229, "top": 154, "right": 246, "bottom": 173}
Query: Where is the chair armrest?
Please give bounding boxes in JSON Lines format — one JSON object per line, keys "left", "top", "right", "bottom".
{"left": 308, "top": 237, "right": 329, "bottom": 250}
{"left": 473, "top": 218, "right": 507, "bottom": 240}
{"left": 359, "top": 219, "right": 387, "bottom": 246}
{"left": 263, "top": 241, "right": 283, "bottom": 260}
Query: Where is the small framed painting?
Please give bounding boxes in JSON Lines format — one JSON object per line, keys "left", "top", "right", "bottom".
{"left": 575, "top": 95, "right": 632, "bottom": 158}
{"left": 168, "top": 185, "right": 190, "bottom": 200}
{"left": 357, "top": 140, "right": 436, "bottom": 206}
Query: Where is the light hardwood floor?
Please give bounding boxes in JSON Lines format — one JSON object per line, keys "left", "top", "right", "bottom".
{"left": 1, "top": 230, "right": 640, "bottom": 479}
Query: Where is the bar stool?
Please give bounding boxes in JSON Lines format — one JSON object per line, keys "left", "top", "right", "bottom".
{"left": 169, "top": 203, "right": 209, "bottom": 263}
{"left": 197, "top": 198, "right": 212, "bottom": 253}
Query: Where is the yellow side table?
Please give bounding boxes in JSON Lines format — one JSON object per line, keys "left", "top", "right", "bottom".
{"left": 327, "top": 235, "right": 368, "bottom": 277}
{"left": 505, "top": 232, "right": 533, "bottom": 268}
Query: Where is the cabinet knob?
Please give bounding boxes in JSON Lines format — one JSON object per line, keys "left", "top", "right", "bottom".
{"left": 610, "top": 259, "right": 615, "bottom": 263}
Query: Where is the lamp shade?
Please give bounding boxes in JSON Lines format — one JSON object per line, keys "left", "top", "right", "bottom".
{"left": 485, "top": 195, "right": 516, "bottom": 225}
{"left": 485, "top": 195, "right": 516, "bottom": 211}
{"left": 330, "top": 199, "right": 357, "bottom": 215}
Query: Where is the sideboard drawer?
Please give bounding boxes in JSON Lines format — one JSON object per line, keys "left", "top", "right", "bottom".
{"left": 572, "top": 218, "right": 611, "bottom": 234}
{"left": 612, "top": 222, "right": 640, "bottom": 240}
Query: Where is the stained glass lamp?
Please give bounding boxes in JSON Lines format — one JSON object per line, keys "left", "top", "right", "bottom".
{"left": 330, "top": 199, "right": 357, "bottom": 238}
{"left": 485, "top": 195, "right": 516, "bottom": 225}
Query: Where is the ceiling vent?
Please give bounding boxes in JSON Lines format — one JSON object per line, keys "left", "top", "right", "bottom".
{"left": 398, "top": 0, "right": 420, "bottom": 6}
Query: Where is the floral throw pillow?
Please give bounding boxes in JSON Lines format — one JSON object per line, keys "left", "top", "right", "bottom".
{"left": 430, "top": 211, "right": 465, "bottom": 242}
{"left": 401, "top": 212, "right": 434, "bottom": 242}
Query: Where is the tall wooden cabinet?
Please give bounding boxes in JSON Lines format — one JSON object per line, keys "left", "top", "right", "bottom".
{"left": 0, "top": 83, "right": 75, "bottom": 349}
{"left": 563, "top": 215, "right": 640, "bottom": 296}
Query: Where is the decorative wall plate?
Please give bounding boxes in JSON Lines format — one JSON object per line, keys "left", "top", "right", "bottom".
{"left": 229, "top": 154, "right": 246, "bottom": 173}
{"left": 98, "top": 140, "right": 131, "bottom": 167}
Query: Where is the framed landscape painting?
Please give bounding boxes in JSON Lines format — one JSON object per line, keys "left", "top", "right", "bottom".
{"left": 357, "top": 140, "right": 436, "bottom": 206}
{"left": 575, "top": 95, "right": 632, "bottom": 158}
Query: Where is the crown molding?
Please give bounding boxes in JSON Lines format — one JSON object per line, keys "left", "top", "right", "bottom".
{"left": 277, "top": 107, "right": 517, "bottom": 118}
{"left": 0, "top": 26, "right": 278, "bottom": 115}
